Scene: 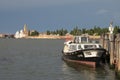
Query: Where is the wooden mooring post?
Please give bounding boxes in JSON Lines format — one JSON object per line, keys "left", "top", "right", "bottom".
{"left": 101, "top": 33, "right": 120, "bottom": 77}
{"left": 101, "top": 34, "right": 110, "bottom": 63}
{"left": 115, "top": 34, "right": 120, "bottom": 77}
{"left": 100, "top": 22, "right": 120, "bottom": 77}
{"left": 101, "top": 34, "right": 109, "bottom": 52}
{"left": 109, "top": 34, "right": 115, "bottom": 67}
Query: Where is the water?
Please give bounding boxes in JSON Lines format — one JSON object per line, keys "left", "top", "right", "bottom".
{"left": 0, "top": 39, "right": 118, "bottom": 80}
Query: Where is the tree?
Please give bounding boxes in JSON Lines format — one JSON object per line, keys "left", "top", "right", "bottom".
{"left": 30, "top": 30, "right": 39, "bottom": 36}
{"left": 46, "top": 30, "right": 51, "bottom": 35}
{"left": 45, "top": 25, "right": 120, "bottom": 36}
{"left": 58, "top": 28, "right": 68, "bottom": 36}
{"left": 70, "top": 26, "right": 81, "bottom": 35}
{"left": 114, "top": 26, "right": 120, "bottom": 34}
{"left": 101, "top": 28, "right": 108, "bottom": 34}
{"left": 87, "top": 29, "right": 94, "bottom": 35}
{"left": 93, "top": 26, "right": 101, "bottom": 35}
{"left": 46, "top": 28, "right": 68, "bottom": 36}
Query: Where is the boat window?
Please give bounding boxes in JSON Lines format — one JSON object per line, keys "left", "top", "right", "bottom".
{"left": 81, "top": 37, "right": 88, "bottom": 43}
{"left": 69, "top": 45, "right": 77, "bottom": 51}
{"left": 84, "top": 45, "right": 96, "bottom": 49}
{"left": 78, "top": 45, "right": 81, "bottom": 49}
{"left": 99, "top": 45, "right": 102, "bottom": 48}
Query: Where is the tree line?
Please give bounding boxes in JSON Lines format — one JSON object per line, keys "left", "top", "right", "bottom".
{"left": 46, "top": 26, "right": 120, "bottom": 36}
{"left": 29, "top": 25, "right": 120, "bottom": 36}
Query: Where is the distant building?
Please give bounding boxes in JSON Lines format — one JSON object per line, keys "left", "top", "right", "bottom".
{"left": 30, "top": 30, "right": 36, "bottom": 35}
{"left": 14, "top": 24, "right": 29, "bottom": 38}
{"left": 0, "top": 34, "right": 5, "bottom": 38}
{"left": 23, "top": 24, "right": 29, "bottom": 36}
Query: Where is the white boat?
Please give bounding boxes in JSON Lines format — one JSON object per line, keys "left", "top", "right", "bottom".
{"left": 62, "top": 36, "right": 107, "bottom": 67}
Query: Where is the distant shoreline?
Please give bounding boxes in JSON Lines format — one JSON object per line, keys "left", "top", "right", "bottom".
{"left": 25, "top": 35, "right": 100, "bottom": 40}
{"left": 0, "top": 33, "right": 100, "bottom": 40}
{"left": 26, "top": 35, "right": 73, "bottom": 40}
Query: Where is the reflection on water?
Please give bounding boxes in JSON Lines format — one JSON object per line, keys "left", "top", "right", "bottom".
{"left": 62, "top": 61, "right": 118, "bottom": 80}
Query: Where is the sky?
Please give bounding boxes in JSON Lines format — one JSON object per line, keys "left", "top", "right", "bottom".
{"left": 0, "top": 0, "right": 120, "bottom": 34}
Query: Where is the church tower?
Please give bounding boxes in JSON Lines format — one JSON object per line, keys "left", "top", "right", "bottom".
{"left": 23, "top": 24, "right": 29, "bottom": 36}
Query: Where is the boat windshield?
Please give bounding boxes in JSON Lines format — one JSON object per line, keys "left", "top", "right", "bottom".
{"left": 81, "top": 37, "right": 88, "bottom": 43}
{"left": 84, "top": 45, "right": 97, "bottom": 49}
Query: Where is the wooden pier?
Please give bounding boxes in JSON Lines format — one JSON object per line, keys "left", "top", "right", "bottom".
{"left": 101, "top": 33, "right": 120, "bottom": 77}
{"left": 99, "top": 22, "right": 120, "bottom": 78}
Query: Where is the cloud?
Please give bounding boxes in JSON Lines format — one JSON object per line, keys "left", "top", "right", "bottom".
{"left": 96, "top": 9, "right": 109, "bottom": 15}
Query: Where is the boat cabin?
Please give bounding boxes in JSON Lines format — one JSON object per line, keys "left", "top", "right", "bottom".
{"left": 64, "top": 43, "right": 102, "bottom": 53}
{"left": 63, "top": 36, "right": 102, "bottom": 53}
{"left": 74, "top": 36, "right": 89, "bottom": 43}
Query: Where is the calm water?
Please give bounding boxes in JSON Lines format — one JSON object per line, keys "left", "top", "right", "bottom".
{"left": 0, "top": 39, "right": 118, "bottom": 80}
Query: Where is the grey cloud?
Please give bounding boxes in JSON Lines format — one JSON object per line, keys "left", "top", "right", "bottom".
{"left": 96, "top": 9, "right": 109, "bottom": 15}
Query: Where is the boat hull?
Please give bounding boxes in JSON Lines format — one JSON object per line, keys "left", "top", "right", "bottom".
{"left": 62, "top": 56, "right": 97, "bottom": 67}
{"left": 62, "top": 48, "right": 106, "bottom": 67}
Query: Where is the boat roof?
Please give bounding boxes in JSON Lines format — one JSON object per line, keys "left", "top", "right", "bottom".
{"left": 68, "top": 42, "right": 101, "bottom": 45}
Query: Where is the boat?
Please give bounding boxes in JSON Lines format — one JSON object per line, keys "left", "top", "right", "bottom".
{"left": 62, "top": 35, "right": 107, "bottom": 67}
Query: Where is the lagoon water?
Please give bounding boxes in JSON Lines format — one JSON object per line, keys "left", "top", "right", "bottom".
{"left": 0, "top": 39, "right": 118, "bottom": 80}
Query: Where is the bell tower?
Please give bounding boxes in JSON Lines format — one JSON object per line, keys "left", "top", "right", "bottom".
{"left": 23, "top": 24, "right": 28, "bottom": 36}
